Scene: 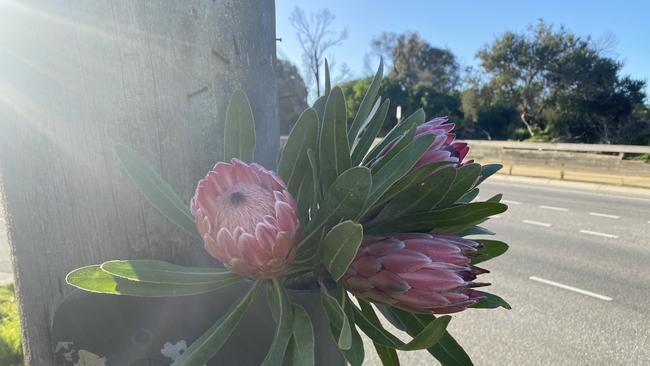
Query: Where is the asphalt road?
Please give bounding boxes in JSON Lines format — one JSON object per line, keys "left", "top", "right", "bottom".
{"left": 364, "top": 178, "right": 650, "bottom": 365}
{"left": 1, "top": 178, "right": 649, "bottom": 364}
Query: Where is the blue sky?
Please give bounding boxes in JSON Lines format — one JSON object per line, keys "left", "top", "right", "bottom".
{"left": 275, "top": 0, "right": 649, "bottom": 95}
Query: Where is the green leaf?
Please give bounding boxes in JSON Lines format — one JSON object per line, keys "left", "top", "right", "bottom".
{"left": 364, "top": 108, "right": 425, "bottom": 163}
{"left": 457, "top": 226, "right": 495, "bottom": 237}
{"left": 370, "top": 125, "right": 416, "bottom": 173}
{"left": 350, "top": 98, "right": 390, "bottom": 165}
{"left": 307, "top": 148, "right": 321, "bottom": 214}
{"left": 171, "top": 280, "right": 262, "bottom": 366}
{"left": 66, "top": 265, "right": 239, "bottom": 297}
{"left": 320, "top": 285, "right": 352, "bottom": 350}
{"left": 312, "top": 96, "right": 327, "bottom": 122}
{"left": 478, "top": 164, "right": 503, "bottom": 184}
{"left": 471, "top": 240, "right": 509, "bottom": 265}
{"left": 324, "top": 59, "right": 331, "bottom": 96}
{"left": 295, "top": 168, "right": 315, "bottom": 225}
{"left": 348, "top": 58, "right": 384, "bottom": 146}
{"left": 66, "top": 265, "right": 123, "bottom": 294}
{"left": 340, "top": 293, "right": 365, "bottom": 366}
{"left": 436, "top": 164, "right": 482, "bottom": 208}
{"left": 114, "top": 144, "right": 198, "bottom": 238}
{"left": 487, "top": 193, "right": 503, "bottom": 203}
{"left": 399, "top": 315, "right": 451, "bottom": 351}
{"left": 457, "top": 188, "right": 480, "bottom": 204}
{"left": 100, "top": 260, "right": 241, "bottom": 285}
{"left": 389, "top": 308, "right": 474, "bottom": 366}
{"left": 307, "top": 166, "right": 371, "bottom": 234}
{"left": 367, "top": 202, "right": 507, "bottom": 234}
{"left": 374, "top": 343, "right": 400, "bottom": 366}
{"left": 353, "top": 300, "right": 403, "bottom": 348}
{"left": 261, "top": 279, "right": 295, "bottom": 366}
{"left": 325, "top": 166, "right": 371, "bottom": 217}
{"left": 278, "top": 108, "right": 319, "bottom": 195}
{"left": 298, "top": 166, "right": 370, "bottom": 248}
{"left": 223, "top": 89, "right": 256, "bottom": 163}
{"left": 321, "top": 221, "right": 363, "bottom": 281}
{"left": 366, "top": 134, "right": 435, "bottom": 209}
{"left": 370, "top": 166, "right": 457, "bottom": 223}
{"left": 370, "top": 161, "right": 450, "bottom": 210}
{"left": 353, "top": 300, "right": 451, "bottom": 351}
{"left": 319, "top": 87, "right": 351, "bottom": 190}
{"left": 470, "top": 291, "right": 512, "bottom": 310}
{"left": 286, "top": 304, "right": 315, "bottom": 366}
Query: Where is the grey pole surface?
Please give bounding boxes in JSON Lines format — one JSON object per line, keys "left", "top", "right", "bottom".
{"left": 0, "top": 1, "right": 278, "bottom": 364}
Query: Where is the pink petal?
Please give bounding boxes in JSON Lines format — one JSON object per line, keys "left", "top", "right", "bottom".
{"left": 238, "top": 233, "right": 266, "bottom": 269}
{"left": 392, "top": 288, "right": 450, "bottom": 308}
{"left": 345, "top": 276, "right": 374, "bottom": 291}
{"left": 352, "top": 256, "right": 382, "bottom": 276}
{"left": 359, "top": 289, "right": 397, "bottom": 305}
{"left": 228, "top": 258, "right": 258, "bottom": 277}
{"left": 203, "top": 234, "right": 224, "bottom": 262}
{"left": 275, "top": 200, "right": 297, "bottom": 234}
{"left": 217, "top": 227, "right": 240, "bottom": 260}
{"left": 365, "top": 238, "right": 405, "bottom": 257}
{"left": 272, "top": 231, "right": 293, "bottom": 260}
{"left": 399, "top": 269, "right": 465, "bottom": 291}
{"left": 368, "top": 270, "right": 411, "bottom": 293}
{"left": 380, "top": 250, "right": 432, "bottom": 273}
{"left": 232, "top": 160, "right": 260, "bottom": 185}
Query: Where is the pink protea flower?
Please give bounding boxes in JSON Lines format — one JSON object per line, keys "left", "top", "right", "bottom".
{"left": 343, "top": 233, "right": 488, "bottom": 314}
{"left": 369, "top": 116, "right": 469, "bottom": 168}
{"left": 191, "top": 159, "right": 299, "bottom": 278}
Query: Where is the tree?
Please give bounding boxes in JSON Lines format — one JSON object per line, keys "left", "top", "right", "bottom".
{"left": 473, "top": 20, "right": 648, "bottom": 143}
{"left": 289, "top": 7, "right": 347, "bottom": 97}
{"left": 277, "top": 59, "right": 309, "bottom": 134}
{"left": 371, "top": 32, "right": 460, "bottom": 93}
{"left": 340, "top": 75, "right": 463, "bottom": 136}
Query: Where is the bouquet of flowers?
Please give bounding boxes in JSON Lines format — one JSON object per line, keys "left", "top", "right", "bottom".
{"left": 67, "top": 60, "right": 510, "bottom": 366}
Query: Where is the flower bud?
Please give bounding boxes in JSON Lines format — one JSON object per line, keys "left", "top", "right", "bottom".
{"left": 344, "top": 233, "right": 488, "bottom": 314}
{"left": 191, "top": 159, "right": 299, "bottom": 278}
{"left": 369, "top": 116, "right": 469, "bottom": 169}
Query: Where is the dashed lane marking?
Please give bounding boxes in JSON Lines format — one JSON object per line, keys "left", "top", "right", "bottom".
{"left": 540, "top": 205, "right": 569, "bottom": 212}
{"left": 579, "top": 230, "right": 618, "bottom": 239}
{"left": 589, "top": 212, "right": 620, "bottom": 219}
{"left": 529, "top": 276, "right": 613, "bottom": 301}
{"left": 523, "top": 220, "right": 552, "bottom": 227}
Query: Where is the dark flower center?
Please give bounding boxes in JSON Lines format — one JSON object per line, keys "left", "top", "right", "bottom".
{"left": 229, "top": 191, "right": 246, "bottom": 205}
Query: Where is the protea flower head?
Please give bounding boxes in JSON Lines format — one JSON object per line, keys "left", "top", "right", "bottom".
{"left": 369, "top": 116, "right": 469, "bottom": 168}
{"left": 343, "top": 233, "right": 488, "bottom": 314}
{"left": 191, "top": 159, "right": 299, "bottom": 278}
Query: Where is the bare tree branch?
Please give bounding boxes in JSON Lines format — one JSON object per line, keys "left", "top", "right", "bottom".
{"left": 289, "top": 7, "right": 347, "bottom": 97}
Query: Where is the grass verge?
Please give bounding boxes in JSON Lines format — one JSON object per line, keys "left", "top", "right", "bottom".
{"left": 0, "top": 285, "right": 23, "bottom": 366}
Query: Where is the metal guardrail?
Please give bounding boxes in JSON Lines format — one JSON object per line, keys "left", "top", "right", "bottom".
{"left": 462, "top": 140, "right": 650, "bottom": 154}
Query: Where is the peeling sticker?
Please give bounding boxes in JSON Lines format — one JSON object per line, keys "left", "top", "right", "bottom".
{"left": 73, "top": 350, "right": 107, "bottom": 366}
{"left": 161, "top": 340, "right": 187, "bottom": 361}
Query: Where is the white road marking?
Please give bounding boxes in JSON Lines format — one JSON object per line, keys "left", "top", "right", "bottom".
{"left": 579, "top": 230, "right": 619, "bottom": 239}
{"left": 529, "top": 276, "right": 613, "bottom": 301}
{"left": 523, "top": 220, "right": 552, "bottom": 227}
{"left": 539, "top": 205, "right": 569, "bottom": 212}
{"left": 589, "top": 212, "right": 620, "bottom": 219}
{"left": 502, "top": 199, "right": 522, "bottom": 205}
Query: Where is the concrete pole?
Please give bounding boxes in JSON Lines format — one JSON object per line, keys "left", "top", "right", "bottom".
{"left": 0, "top": 1, "right": 278, "bottom": 363}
